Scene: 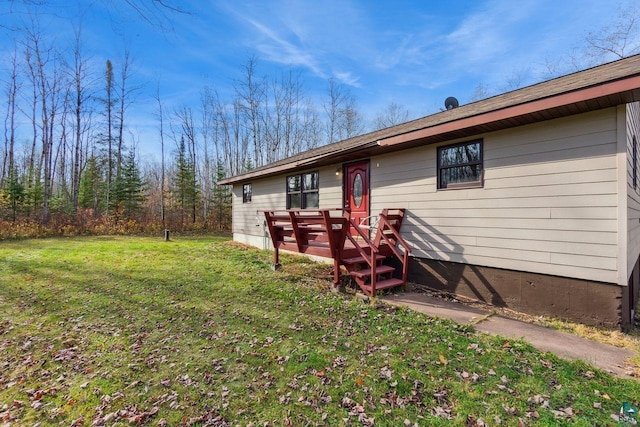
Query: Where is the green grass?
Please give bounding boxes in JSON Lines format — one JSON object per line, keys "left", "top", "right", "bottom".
{"left": 0, "top": 236, "right": 639, "bottom": 426}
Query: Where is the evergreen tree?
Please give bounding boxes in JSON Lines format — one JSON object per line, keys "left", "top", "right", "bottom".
{"left": 172, "top": 136, "right": 198, "bottom": 224}
{"left": 112, "top": 148, "right": 145, "bottom": 217}
{"left": 211, "top": 158, "right": 231, "bottom": 229}
{"left": 25, "top": 167, "right": 43, "bottom": 220}
{"left": 4, "top": 167, "right": 25, "bottom": 222}
{"left": 78, "top": 156, "right": 103, "bottom": 213}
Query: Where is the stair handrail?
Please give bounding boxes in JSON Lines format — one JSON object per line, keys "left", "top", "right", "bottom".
{"left": 377, "top": 213, "right": 411, "bottom": 284}
{"left": 345, "top": 217, "right": 379, "bottom": 294}
{"left": 348, "top": 218, "right": 378, "bottom": 249}
{"left": 378, "top": 214, "right": 411, "bottom": 259}
{"left": 345, "top": 219, "right": 379, "bottom": 266}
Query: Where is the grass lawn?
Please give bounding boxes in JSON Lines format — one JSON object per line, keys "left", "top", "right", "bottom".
{"left": 1, "top": 236, "right": 639, "bottom": 426}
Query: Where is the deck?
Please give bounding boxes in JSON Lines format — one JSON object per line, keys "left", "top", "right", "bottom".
{"left": 263, "top": 208, "right": 410, "bottom": 296}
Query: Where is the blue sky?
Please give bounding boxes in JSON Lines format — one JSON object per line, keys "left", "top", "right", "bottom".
{"left": 1, "top": 0, "right": 637, "bottom": 161}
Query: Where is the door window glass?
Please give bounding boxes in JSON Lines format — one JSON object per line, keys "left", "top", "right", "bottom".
{"left": 353, "top": 173, "right": 363, "bottom": 208}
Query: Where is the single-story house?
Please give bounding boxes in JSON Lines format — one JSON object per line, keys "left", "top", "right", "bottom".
{"left": 219, "top": 54, "right": 640, "bottom": 331}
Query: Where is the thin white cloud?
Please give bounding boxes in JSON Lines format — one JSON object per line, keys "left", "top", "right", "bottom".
{"left": 444, "top": 0, "right": 538, "bottom": 69}
{"left": 244, "top": 17, "right": 325, "bottom": 77}
{"left": 218, "top": 1, "right": 373, "bottom": 87}
{"left": 333, "top": 71, "right": 360, "bottom": 88}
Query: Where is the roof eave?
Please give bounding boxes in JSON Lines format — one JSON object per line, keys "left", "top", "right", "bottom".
{"left": 378, "top": 75, "right": 640, "bottom": 148}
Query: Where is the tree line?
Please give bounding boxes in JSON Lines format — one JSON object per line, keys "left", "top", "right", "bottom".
{"left": 0, "top": 18, "right": 412, "bottom": 238}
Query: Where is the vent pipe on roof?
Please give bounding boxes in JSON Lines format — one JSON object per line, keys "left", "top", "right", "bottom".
{"left": 445, "top": 96, "right": 459, "bottom": 110}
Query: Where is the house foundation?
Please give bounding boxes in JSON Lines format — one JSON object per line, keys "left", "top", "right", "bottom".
{"left": 408, "top": 257, "right": 626, "bottom": 330}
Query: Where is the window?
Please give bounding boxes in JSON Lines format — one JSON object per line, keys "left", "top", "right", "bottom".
{"left": 634, "top": 136, "right": 638, "bottom": 188}
{"left": 437, "top": 139, "right": 483, "bottom": 189}
{"left": 243, "top": 183, "right": 252, "bottom": 203}
{"left": 287, "top": 171, "right": 319, "bottom": 209}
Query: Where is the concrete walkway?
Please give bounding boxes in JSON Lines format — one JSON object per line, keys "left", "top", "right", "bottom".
{"left": 381, "top": 292, "right": 637, "bottom": 379}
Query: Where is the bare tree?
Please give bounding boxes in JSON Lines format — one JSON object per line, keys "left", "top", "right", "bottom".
{"left": 265, "top": 69, "right": 308, "bottom": 162}
{"left": 3, "top": 1, "right": 190, "bottom": 32}
{"left": 173, "top": 106, "right": 198, "bottom": 223}
{"left": 323, "top": 77, "right": 346, "bottom": 144}
{"left": 323, "top": 77, "right": 363, "bottom": 142}
{"left": 104, "top": 0, "right": 190, "bottom": 31}
{"left": 374, "top": 102, "right": 410, "bottom": 130}
{"left": 585, "top": 4, "right": 640, "bottom": 61}
{"left": 103, "top": 59, "right": 115, "bottom": 215}
{"left": 23, "top": 23, "right": 62, "bottom": 224}
{"left": 2, "top": 46, "right": 20, "bottom": 188}
{"left": 54, "top": 85, "right": 71, "bottom": 203}
{"left": 199, "top": 86, "right": 216, "bottom": 223}
{"left": 501, "top": 69, "right": 528, "bottom": 92}
{"left": 154, "top": 83, "right": 166, "bottom": 226}
{"left": 235, "top": 56, "right": 266, "bottom": 167}
{"left": 207, "top": 90, "right": 244, "bottom": 176}
{"left": 470, "top": 82, "right": 491, "bottom": 102}
{"left": 340, "top": 94, "right": 363, "bottom": 140}
{"left": 66, "top": 26, "right": 93, "bottom": 210}
{"left": 116, "top": 49, "right": 139, "bottom": 176}
{"left": 300, "top": 98, "right": 322, "bottom": 152}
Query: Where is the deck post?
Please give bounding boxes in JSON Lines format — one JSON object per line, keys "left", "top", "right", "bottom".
{"left": 273, "top": 247, "right": 281, "bottom": 270}
{"left": 333, "top": 258, "right": 341, "bottom": 288}
{"left": 264, "top": 211, "right": 282, "bottom": 270}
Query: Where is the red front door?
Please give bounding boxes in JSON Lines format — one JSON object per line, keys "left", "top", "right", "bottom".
{"left": 344, "top": 161, "right": 370, "bottom": 235}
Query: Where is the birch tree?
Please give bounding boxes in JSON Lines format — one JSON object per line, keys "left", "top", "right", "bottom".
{"left": 2, "top": 47, "right": 20, "bottom": 188}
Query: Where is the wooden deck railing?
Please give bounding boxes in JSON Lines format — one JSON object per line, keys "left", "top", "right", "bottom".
{"left": 264, "top": 208, "right": 409, "bottom": 294}
{"left": 375, "top": 209, "right": 411, "bottom": 285}
{"left": 264, "top": 209, "right": 349, "bottom": 284}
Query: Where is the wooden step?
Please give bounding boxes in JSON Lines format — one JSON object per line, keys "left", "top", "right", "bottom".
{"left": 349, "top": 265, "right": 395, "bottom": 279}
{"left": 360, "top": 278, "right": 405, "bottom": 293}
{"left": 341, "top": 254, "right": 386, "bottom": 265}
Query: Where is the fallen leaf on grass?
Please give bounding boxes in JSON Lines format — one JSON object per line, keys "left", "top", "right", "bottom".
{"left": 379, "top": 366, "right": 393, "bottom": 380}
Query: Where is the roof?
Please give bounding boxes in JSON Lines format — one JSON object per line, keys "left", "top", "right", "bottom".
{"left": 219, "top": 54, "right": 640, "bottom": 185}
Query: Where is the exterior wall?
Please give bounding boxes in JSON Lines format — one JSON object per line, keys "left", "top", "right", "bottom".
{"left": 409, "top": 257, "right": 623, "bottom": 328}
{"left": 231, "top": 165, "right": 343, "bottom": 250}
{"left": 625, "top": 102, "right": 640, "bottom": 329}
{"left": 228, "top": 107, "right": 629, "bottom": 327}
{"left": 626, "top": 102, "right": 640, "bottom": 276}
{"left": 370, "top": 108, "right": 620, "bottom": 285}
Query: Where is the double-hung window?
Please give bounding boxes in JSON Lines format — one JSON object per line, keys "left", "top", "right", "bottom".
{"left": 437, "top": 139, "right": 483, "bottom": 189}
{"left": 287, "top": 171, "right": 319, "bottom": 209}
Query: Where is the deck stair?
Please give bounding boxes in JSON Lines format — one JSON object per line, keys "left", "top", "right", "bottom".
{"left": 264, "top": 208, "right": 410, "bottom": 296}
{"left": 341, "top": 209, "right": 410, "bottom": 296}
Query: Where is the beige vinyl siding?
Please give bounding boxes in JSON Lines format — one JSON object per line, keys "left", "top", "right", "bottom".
{"left": 318, "top": 166, "right": 343, "bottom": 208}
{"left": 231, "top": 165, "right": 343, "bottom": 240}
{"left": 232, "top": 175, "right": 284, "bottom": 238}
{"left": 371, "top": 108, "right": 619, "bottom": 283}
{"left": 627, "top": 102, "right": 640, "bottom": 278}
